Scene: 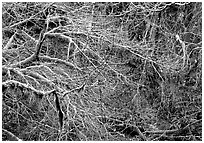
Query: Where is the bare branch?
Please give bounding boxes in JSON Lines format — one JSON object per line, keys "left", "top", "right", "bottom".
{"left": 2, "top": 129, "right": 22, "bottom": 141}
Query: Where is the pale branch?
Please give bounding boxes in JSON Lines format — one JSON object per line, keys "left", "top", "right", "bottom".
{"left": 123, "top": 124, "right": 148, "bottom": 141}
{"left": 21, "top": 70, "right": 52, "bottom": 84}
{"left": 3, "top": 31, "right": 17, "bottom": 50}
{"left": 33, "top": 29, "right": 46, "bottom": 58}
{"left": 63, "top": 82, "right": 86, "bottom": 97}
{"left": 72, "top": 41, "right": 106, "bottom": 79}
{"left": 2, "top": 128, "right": 22, "bottom": 141}
{"left": 2, "top": 80, "right": 57, "bottom": 98}
{"left": 22, "top": 30, "right": 38, "bottom": 43}
{"left": 3, "top": 42, "right": 28, "bottom": 55}
{"left": 45, "top": 32, "right": 72, "bottom": 43}
{"left": 23, "top": 74, "right": 41, "bottom": 85}
{"left": 11, "top": 52, "right": 35, "bottom": 68}
{"left": 176, "top": 34, "right": 187, "bottom": 69}
{"left": 69, "top": 5, "right": 92, "bottom": 14}
{"left": 38, "top": 55, "right": 82, "bottom": 71}
{"left": 2, "top": 66, "right": 10, "bottom": 76}
{"left": 18, "top": 65, "right": 51, "bottom": 85}
{"left": 20, "top": 64, "right": 58, "bottom": 78}
{"left": 3, "top": 65, "right": 64, "bottom": 91}
{"left": 17, "top": 63, "right": 76, "bottom": 89}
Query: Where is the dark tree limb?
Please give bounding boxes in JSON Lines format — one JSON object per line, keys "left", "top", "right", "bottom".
{"left": 11, "top": 29, "right": 46, "bottom": 68}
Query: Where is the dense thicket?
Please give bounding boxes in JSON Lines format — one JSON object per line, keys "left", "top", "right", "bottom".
{"left": 2, "top": 2, "right": 201, "bottom": 141}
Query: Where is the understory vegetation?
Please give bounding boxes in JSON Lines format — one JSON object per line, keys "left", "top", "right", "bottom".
{"left": 2, "top": 2, "right": 202, "bottom": 141}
